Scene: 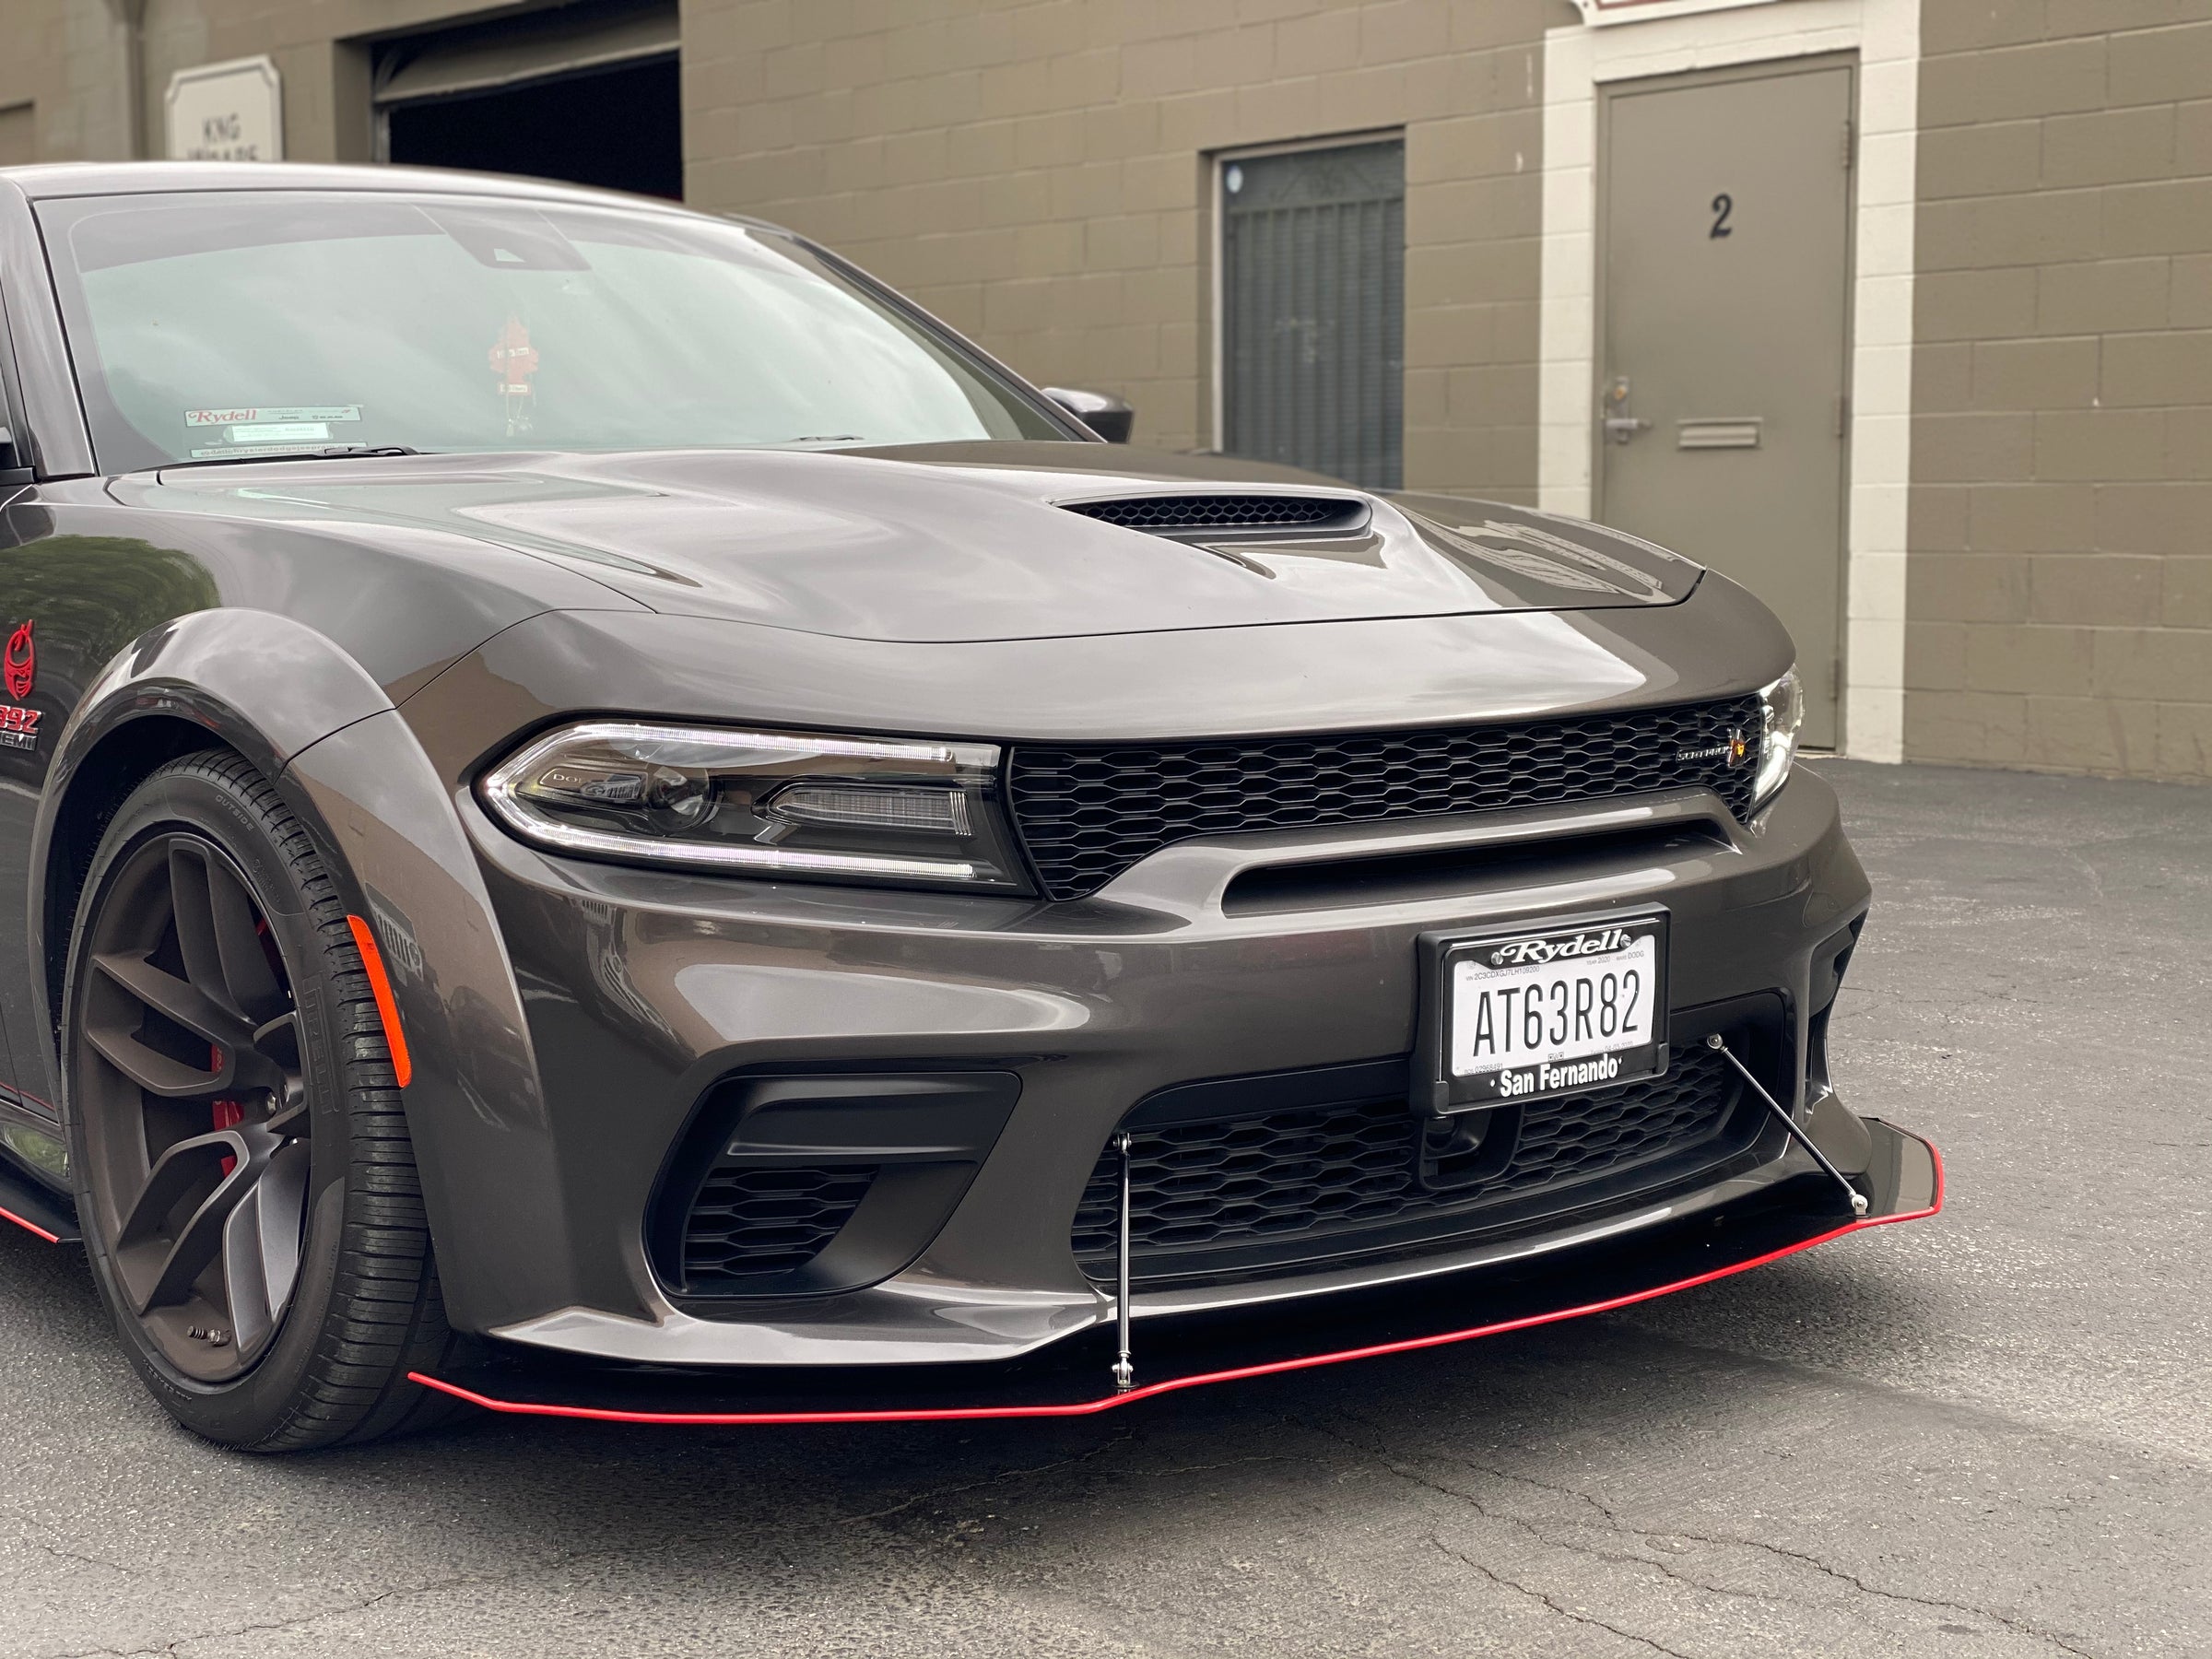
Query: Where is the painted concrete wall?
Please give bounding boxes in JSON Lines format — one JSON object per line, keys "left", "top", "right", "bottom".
{"left": 1908, "top": 0, "right": 2212, "bottom": 781}
{"left": 679, "top": 0, "right": 1561, "bottom": 491}
{"left": 4, "top": 0, "right": 2211, "bottom": 781}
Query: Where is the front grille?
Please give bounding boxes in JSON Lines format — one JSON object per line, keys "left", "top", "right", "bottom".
{"left": 1071, "top": 1045, "right": 1749, "bottom": 1285}
{"left": 681, "top": 1165, "right": 877, "bottom": 1287}
{"left": 1009, "top": 696, "right": 1763, "bottom": 900}
{"left": 1065, "top": 493, "right": 1351, "bottom": 531}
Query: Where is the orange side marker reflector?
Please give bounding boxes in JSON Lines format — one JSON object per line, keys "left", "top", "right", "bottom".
{"left": 346, "top": 914, "right": 414, "bottom": 1088}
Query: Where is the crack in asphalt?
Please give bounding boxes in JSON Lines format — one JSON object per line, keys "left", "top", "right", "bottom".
{"left": 19, "top": 1539, "right": 143, "bottom": 1582}
{"left": 839, "top": 1433, "right": 1134, "bottom": 1524}
{"left": 37, "top": 1570, "right": 515, "bottom": 1659}
{"left": 1313, "top": 1414, "right": 2104, "bottom": 1658}
{"left": 1300, "top": 1417, "right": 1776, "bottom": 1607}
{"left": 1429, "top": 1535, "right": 1701, "bottom": 1658}
{"left": 28, "top": 1435, "right": 1300, "bottom": 1659}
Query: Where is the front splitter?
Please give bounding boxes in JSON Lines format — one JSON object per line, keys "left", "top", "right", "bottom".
{"left": 412, "top": 1118, "right": 1940, "bottom": 1427}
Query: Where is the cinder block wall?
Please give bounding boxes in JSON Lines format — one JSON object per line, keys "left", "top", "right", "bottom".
{"left": 681, "top": 0, "right": 1557, "bottom": 500}
{"left": 0, "top": 0, "right": 125, "bottom": 164}
{"left": 0, "top": 0, "right": 493, "bottom": 167}
{"left": 1909, "top": 1, "right": 2212, "bottom": 782}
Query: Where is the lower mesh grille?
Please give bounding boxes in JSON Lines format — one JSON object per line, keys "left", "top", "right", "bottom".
{"left": 1072, "top": 1046, "right": 1749, "bottom": 1285}
{"left": 682, "top": 1165, "right": 877, "bottom": 1287}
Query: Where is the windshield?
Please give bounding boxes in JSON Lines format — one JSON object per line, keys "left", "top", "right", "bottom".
{"left": 39, "top": 191, "right": 1076, "bottom": 470}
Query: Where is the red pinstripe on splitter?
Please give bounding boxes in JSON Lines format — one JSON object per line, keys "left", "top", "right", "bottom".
{"left": 0, "top": 1205, "right": 62, "bottom": 1244}
{"left": 408, "top": 1145, "right": 1942, "bottom": 1427}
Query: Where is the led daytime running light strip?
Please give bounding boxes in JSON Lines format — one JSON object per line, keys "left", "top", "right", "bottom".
{"left": 488, "top": 794, "right": 982, "bottom": 881}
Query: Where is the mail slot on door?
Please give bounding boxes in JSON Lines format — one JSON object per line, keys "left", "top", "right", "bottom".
{"left": 1677, "top": 418, "right": 1762, "bottom": 450}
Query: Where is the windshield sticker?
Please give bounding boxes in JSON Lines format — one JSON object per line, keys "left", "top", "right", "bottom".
{"left": 225, "top": 422, "right": 331, "bottom": 444}
{"left": 187, "top": 442, "right": 345, "bottom": 459}
{"left": 185, "top": 406, "right": 360, "bottom": 427}
{"left": 489, "top": 315, "right": 538, "bottom": 437}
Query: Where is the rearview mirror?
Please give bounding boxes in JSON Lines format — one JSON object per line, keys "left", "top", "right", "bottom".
{"left": 1041, "top": 387, "right": 1134, "bottom": 443}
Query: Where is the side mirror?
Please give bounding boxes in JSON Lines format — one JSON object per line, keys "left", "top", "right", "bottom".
{"left": 1041, "top": 387, "right": 1134, "bottom": 443}
{"left": 0, "top": 427, "right": 32, "bottom": 488}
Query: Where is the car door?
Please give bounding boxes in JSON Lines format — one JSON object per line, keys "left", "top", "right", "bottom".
{"left": 0, "top": 236, "right": 43, "bottom": 1123}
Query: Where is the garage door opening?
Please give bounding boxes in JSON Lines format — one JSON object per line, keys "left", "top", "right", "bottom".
{"left": 373, "top": 1, "right": 680, "bottom": 200}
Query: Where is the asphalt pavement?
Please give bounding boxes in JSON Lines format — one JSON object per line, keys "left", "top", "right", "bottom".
{"left": 3, "top": 759, "right": 2206, "bottom": 1658}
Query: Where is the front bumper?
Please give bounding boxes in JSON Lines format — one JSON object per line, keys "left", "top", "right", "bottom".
{"left": 409, "top": 1120, "right": 1940, "bottom": 1423}
{"left": 399, "top": 758, "right": 1877, "bottom": 1369}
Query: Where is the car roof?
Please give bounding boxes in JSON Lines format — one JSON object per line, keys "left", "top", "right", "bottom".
{"left": 0, "top": 160, "right": 773, "bottom": 228}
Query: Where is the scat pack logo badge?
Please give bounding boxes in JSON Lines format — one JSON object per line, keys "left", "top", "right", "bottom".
{"left": 0, "top": 619, "right": 40, "bottom": 752}
{"left": 5, "top": 618, "right": 32, "bottom": 699}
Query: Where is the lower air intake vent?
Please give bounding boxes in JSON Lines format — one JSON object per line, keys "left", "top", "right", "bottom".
{"left": 1072, "top": 1041, "right": 1764, "bottom": 1288}
{"left": 651, "top": 1070, "right": 1021, "bottom": 1305}
{"left": 1065, "top": 494, "right": 1362, "bottom": 534}
{"left": 683, "top": 1165, "right": 877, "bottom": 1284}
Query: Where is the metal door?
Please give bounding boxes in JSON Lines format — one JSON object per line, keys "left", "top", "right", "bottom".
{"left": 1221, "top": 140, "right": 1405, "bottom": 490}
{"left": 1598, "top": 63, "right": 1853, "bottom": 747}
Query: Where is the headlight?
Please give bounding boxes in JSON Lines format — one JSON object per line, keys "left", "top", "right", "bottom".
{"left": 1753, "top": 668, "right": 1803, "bottom": 809}
{"left": 479, "top": 722, "right": 1030, "bottom": 890}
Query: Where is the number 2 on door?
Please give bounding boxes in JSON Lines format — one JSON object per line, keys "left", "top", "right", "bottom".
{"left": 1710, "top": 193, "right": 1734, "bottom": 238}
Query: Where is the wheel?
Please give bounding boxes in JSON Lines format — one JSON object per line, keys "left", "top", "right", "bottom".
{"left": 62, "top": 749, "right": 464, "bottom": 1450}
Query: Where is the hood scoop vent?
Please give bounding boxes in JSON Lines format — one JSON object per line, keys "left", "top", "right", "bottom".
{"left": 1063, "top": 493, "right": 1371, "bottom": 542}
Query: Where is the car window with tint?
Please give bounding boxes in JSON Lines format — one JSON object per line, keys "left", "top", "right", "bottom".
{"left": 37, "top": 192, "right": 1073, "bottom": 471}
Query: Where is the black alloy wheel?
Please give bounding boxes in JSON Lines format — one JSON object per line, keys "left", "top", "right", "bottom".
{"left": 65, "top": 750, "right": 462, "bottom": 1449}
{"left": 77, "top": 827, "right": 311, "bottom": 1379}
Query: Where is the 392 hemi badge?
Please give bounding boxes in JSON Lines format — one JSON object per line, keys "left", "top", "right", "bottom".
{"left": 0, "top": 619, "right": 40, "bottom": 752}
{"left": 1415, "top": 912, "right": 1669, "bottom": 1114}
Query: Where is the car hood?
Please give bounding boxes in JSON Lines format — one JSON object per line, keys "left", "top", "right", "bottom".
{"left": 132, "top": 442, "right": 1701, "bottom": 643}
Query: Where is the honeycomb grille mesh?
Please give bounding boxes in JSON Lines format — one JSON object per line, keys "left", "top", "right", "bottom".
{"left": 1071, "top": 1047, "right": 1743, "bottom": 1281}
{"left": 1064, "top": 494, "right": 1350, "bottom": 530}
{"left": 681, "top": 1165, "right": 876, "bottom": 1287}
{"left": 1010, "top": 696, "right": 1763, "bottom": 900}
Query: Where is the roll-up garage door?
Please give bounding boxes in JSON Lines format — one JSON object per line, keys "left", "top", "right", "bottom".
{"left": 374, "top": 0, "right": 680, "bottom": 199}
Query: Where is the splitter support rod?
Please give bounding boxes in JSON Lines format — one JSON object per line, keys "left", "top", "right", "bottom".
{"left": 1704, "top": 1032, "right": 1867, "bottom": 1216}
{"left": 1113, "top": 1132, "right": 1135, "bottom": 1392}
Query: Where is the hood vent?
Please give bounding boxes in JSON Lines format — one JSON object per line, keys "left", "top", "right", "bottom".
{"left": 1063, "top": 493, "right": 1370, "bottom": 540}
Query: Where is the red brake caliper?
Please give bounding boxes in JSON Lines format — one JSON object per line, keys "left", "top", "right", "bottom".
{"left": 209, "top": 919, "right": 279, "bottom": 1179}
{"left": 210, "top": 1045, "right": 241, "bottom": 1176}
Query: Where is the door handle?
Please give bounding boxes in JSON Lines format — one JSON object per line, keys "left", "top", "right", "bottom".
{"left": 1601, "top": 374, "right": 1650, "bottom": 443}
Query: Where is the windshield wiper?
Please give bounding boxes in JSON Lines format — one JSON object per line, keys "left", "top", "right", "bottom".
{"left": 145, "top": 444, "right": 423, "bottom": 474}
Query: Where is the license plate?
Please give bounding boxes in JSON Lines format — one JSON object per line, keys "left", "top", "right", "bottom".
{"left": 1413, "top": 913, "right": 1668, "bottom": 1113}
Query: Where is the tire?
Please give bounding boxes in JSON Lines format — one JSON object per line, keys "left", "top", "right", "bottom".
{"left": 62, "top": 749, "right": 465, "bottom": 1451}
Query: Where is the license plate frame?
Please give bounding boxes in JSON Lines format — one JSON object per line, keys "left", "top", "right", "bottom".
{"left": 1411, "top": 910, "right": 1670, "bottom": 1116}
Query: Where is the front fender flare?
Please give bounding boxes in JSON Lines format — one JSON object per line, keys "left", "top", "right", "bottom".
{"left": 35, "top": 610, "right": 558, "bottom": 1330}
{"left": 283, "top": 710, "right": 562, "bottom": 1333}
{"left": 32, "top": 609, "right": 396, "bottom": 1068}
{"left": 43, "top": 606, "right": 393, "bottom": 786}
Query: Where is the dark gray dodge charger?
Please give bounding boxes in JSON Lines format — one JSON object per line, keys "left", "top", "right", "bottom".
{"left": 0, "top": 164, "right": 1936, "bottom": 1450}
